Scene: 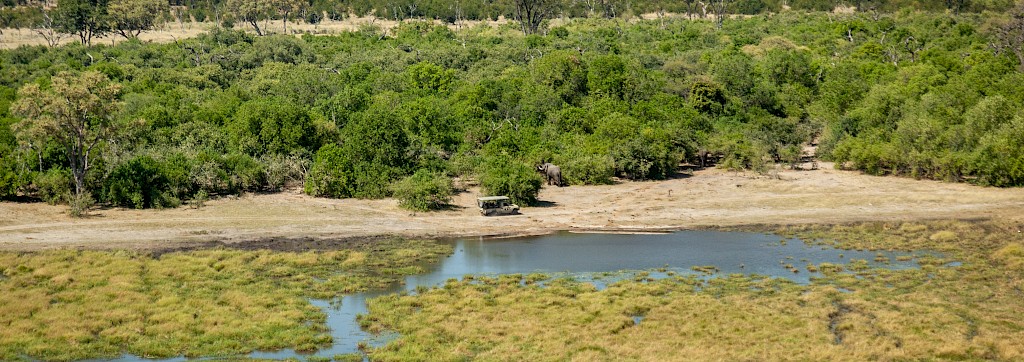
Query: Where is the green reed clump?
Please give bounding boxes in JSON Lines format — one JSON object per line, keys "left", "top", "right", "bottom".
{"left": 362, "top": 220, "right": 1024, "bottom": 361}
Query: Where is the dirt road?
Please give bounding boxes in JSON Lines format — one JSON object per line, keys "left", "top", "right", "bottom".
{"left": 2, "top": 164, "right": 1022, "bottom": 251}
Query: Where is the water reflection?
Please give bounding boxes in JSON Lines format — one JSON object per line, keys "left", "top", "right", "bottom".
{"left": 404, "top": 231, "right": 919, "bottom": 287}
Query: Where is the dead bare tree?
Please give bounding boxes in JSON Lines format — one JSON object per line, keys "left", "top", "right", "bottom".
{"left": 33, "top": 9, "right": 64, "bottom": 47}
{"left": 710, "top": 0, "right": 731, "bottom": 29}
{"left": 904, "top": 36, "right": 924, "bottom": 63}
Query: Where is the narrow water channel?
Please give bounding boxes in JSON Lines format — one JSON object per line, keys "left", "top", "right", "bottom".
{"left": 104, "top": 230, "right": 923, "bottom": 361}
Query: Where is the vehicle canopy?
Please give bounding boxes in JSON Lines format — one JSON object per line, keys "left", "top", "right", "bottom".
{"left": 477, "top": 196, "right": 512, "bottom": 208}
{"left": 477, "top": 196, "right": 510, "bottom": 201}
{"left": 476, "top": 196, "right": 520, "bottom": 216}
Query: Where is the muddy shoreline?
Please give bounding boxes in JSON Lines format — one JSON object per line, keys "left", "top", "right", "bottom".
{"left": 3, "top": 217, "right": 1011, "bottom": 256}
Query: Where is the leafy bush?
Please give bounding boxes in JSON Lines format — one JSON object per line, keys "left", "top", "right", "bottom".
{"left": 190, "top": 157, "right": 230, "bottom": 195}
{"left": 34, "top": 168, "right": 72, "bottom": 205}
{"left": 223, "top": 153, "right": 266, "bottom": 193}
{"left": 68, "top": 193, "right": 95, "bottom": 218}
{"left": 550, "top": 26, "right": 569, "bottom": 38}
{"left": 711, "top": 134, "right": 771, "bottom": 173}
{"left": 391, "top": 170, "right": 454, "bottom": 211}
{"left": 333, "top": 107, "right": 413, "bottom": 198}
{"left": 405, "top": 62, "right": 455, "bottom": 94}
{"left": 560, "top": 153, "right": 615, "bottom": 185}
{"left": 480, "top": 159, "right": 542, "bottom": 206}
{"left": 103, "top": 156, "right": 180, "bottom": 209}
{"left": 191, "top": 189, "right": 209, "bottom": 209}
{"left": 610, "top": 130, "right": 680, "bottom": 180}
{"left": 304, "top": 143, "right": 355, "bottom": 198}
{"left": 229, "top": 98, "right": 319, "bottom": 156}
{"left": 0, "top": 152, "right": 25, "bottom": 198}
{"left": 261, "top": 153, "right": 308, "bottom": 191}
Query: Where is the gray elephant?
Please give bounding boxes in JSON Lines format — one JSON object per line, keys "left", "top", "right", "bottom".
{"left": 696, "top": 149, "right": 715, "bottom": 169}
{"left": 537, "top": 163, "right": 563, "bottom": 186}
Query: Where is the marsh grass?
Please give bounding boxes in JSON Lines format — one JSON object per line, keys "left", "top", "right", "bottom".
{"left": 363, "top": 220, "right": 1024, "bottom": 361}
{"left": 0, "top": 239, "right": 451, "bottom": 361}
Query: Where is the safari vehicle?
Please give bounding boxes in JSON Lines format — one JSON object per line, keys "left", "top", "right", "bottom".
{"left": 477, "top": 196, "right": 520, "bottom": 216}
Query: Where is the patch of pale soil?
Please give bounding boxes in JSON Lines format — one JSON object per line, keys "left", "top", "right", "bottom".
{"left": 2, "top": 164, "right": 1023, "bottom": 250}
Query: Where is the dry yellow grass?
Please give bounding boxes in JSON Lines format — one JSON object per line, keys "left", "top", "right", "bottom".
{"left": 0, "top": 239, "right": 452, "bottom": 361}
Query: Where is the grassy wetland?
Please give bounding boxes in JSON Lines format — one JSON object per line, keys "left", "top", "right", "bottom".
{"left": 361, "top": 220, "right": 1024, "bottom": 361}
{"left": 0, "top": 239, "right": 452, "bottom": 361}
{"left": 1, "top": 221, "right": 1023, "bottom": 361}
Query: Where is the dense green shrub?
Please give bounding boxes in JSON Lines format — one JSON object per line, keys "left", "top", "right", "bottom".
{"left": 103, "top": 156, "right": 180, "bottom": 209}
{"left": 0, "top": 157, "right": 20, "bottom": 198}
{"left": 711, "top": 133, "right": 771, "bottom": 173}
{"left": 405, "top": 62, "right": 455, "bottom": 94}
{"left": 558, "top": 152, "right": 615, "bottom": 185}
{"left": 391, "top": 170, "right": 454, "bottom": 211}
{"left": 229, "top": 98, "right": 319, "bottom": 156}
{"left": 610, "top": 129, "right": 680, "bottom": 180}
{"left": 34, "top": 168, "right": 72, "bottom": 205}
{"left": 480, "top": 158, "right": 542, "bottom": 206}
{"left": 304, "top": 143, "right": 354, "bottom": 198}
{"left": 223, "top": 153, "right": 266, "bottom": 193}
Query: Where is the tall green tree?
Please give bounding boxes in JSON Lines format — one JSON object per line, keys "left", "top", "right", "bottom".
{"left": 11, "top": 71, "right": 122, "bottom": 199}
{"left": 274, "top": 0, "right": 303, "bottom": 34}
{"left": 53, "top": 0, "right": 109, "bottom": 45}
{"left": 226, "top": 0, "right": 273, "bottom": 35}
{"left": 107, "top": 0, "right": 168, "bottom": 39}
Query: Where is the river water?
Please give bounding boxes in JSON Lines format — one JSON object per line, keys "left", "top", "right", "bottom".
{"left": 104, "top": 230, "right": 923, "bottom": 361}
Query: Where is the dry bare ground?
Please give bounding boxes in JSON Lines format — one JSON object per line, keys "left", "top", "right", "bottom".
{"left": 2, "top": 164, "right": 1023, "bottom": 251}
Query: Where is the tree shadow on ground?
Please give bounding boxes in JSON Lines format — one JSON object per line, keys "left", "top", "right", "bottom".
{"left": 436, "top": 203, "right": 466, "bottom": 212}
{"left": 0, "top": 194, "right": 42, "bottom": 203}
{"left": 532, "top": 200, "right": 558, "bottom": 208}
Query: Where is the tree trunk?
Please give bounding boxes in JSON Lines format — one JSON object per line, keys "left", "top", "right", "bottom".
{"left": 250, "top": 20, "right": 263, "bottom": 36}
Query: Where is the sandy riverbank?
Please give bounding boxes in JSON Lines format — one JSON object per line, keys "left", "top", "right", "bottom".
{"left": 2, "top": 163, "right": 1022, "bottom": 251}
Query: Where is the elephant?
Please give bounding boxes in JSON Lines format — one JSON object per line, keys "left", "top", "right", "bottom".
{"left": 696, "top": 149, "right": 714, "bottom": 169}
{"left": 537, "top": 163, "right": 563, "bottom": 186}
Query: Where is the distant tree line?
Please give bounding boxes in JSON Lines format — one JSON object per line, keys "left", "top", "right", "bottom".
{"left": 1, "top": 0, "right": 1016, "bottom": 42}
{"left": 2, "top": 6, "right": 1024, "bottom": 215}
